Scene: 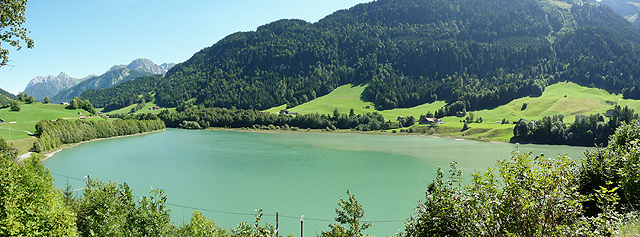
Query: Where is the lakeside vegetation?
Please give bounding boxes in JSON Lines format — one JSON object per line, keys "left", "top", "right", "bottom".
{"left": 158, "top": 105, "right": 398, "bottom": 131}
{"left": 32, "top": 116, "right": 165, "bottom": 152}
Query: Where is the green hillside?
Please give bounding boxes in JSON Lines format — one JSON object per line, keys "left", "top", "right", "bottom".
{"left": 472, "top": 82, "right": 640, "bottom": 123}
{"left": 100, "top": 101, "right": 175, "bottom": 115}
{"left": 265, "top": 84, "right": 447, "bottom": 119}
{"left": 0, "top": 102, "right": 94, "bottom": 141}
{"left": 269, "top": 81, "right": 632, "bottom": 120}
{"left": 265, "top": 81, "right": 638, "bottom": 142}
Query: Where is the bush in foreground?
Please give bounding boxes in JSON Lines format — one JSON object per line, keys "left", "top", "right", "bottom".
{"left": 0, "top": 152, "right": 77, "bottom": 236}
{"left": 401, "top": 150, "right": 622, "bottom": 236}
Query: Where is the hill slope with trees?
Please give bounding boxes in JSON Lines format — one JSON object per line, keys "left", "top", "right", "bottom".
{"left": 83, "top": 0, "right": 640, "bottom": 117}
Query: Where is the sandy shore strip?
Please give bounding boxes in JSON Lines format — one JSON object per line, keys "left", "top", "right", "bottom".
{"left": 16, "top": 129, "right": 165, "bottom": 162}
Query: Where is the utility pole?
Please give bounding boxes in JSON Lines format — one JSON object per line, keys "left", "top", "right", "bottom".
{"left": 300, "top": 215, "right": 304, "bottom": 237}
{"left": 275, "top": 212, "right": 279, "bottom": 235}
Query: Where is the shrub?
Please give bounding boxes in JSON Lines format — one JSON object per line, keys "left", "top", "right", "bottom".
{"left": 580, "top": 120, "right": 640, "bottom": 215}
{"left": 0, "top": 154, "right": 77, "bottom": 235}
{"left": 10, "top": 100, "right": 20, "bottom": 111}
{"left": 402, "top": 151, "right": 595, "bottom": 236}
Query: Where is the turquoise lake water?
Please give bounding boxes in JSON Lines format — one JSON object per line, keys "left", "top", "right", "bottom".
{"left": 44, "top": 129, "right": 590, "bottom": 236}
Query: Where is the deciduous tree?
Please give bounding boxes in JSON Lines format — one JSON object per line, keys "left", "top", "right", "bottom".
{"left": 0, "top": 0, "right": 34, "bottom": 66}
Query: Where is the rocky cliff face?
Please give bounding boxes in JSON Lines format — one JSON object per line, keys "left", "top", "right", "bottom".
{"left": 108, "top": 58, "right": 174, "bottom": 76}
{"left": 23, "top": 72, "right": 80, "bottom": 100}
{"left": 51, "top": 58, "right": 174, "bottom": 102}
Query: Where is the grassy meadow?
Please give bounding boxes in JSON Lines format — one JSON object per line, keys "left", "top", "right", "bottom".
{"left": 265, "top": 82, "right": 636, "bottom": 142}
{"left": 99, "top": 101, "right": 175, "bottom": 114}
{"left": 0, "top": 102, "right": 114, "bottom": 156}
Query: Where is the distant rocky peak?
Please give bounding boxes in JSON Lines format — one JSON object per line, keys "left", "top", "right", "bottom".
{"left": 26, "top": 72, "right": 73, "bottom": 87}
{"left": 160, "top": 63, "right": 176, "bottom": 71}
{"left": 108, "top": 64, "right": 127, "bottom": 72}
{"left": 106, "top": 58, "right": 174, "bottom": 75}
{"left": 57, "top": 71, "right": 70, "bottom": 78}
{"left": 127, "top": 58, "right": 161, "bottom": 73}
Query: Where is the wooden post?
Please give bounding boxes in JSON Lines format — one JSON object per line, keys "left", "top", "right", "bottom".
{"left": 275, "top": 212, "right": 279, "bottom": 235}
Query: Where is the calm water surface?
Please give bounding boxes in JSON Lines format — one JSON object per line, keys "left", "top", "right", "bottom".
{"left": 44, "top": 129, "right": 590, "bottom": 236}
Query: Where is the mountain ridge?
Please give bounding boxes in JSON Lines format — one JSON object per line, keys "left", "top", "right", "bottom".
{"left": 23, "top": 72, "right": 82, "bottom": 100}
{"left": 24, "top": 58, "right": 173, "bottom": 102}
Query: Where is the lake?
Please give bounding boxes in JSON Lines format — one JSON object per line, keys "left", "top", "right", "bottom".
{"left": 44, "top": 129, "right": 590, "bottom": 236}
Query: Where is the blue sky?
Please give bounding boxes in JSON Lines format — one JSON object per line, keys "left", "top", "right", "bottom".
{"left": 0, "top": 0, "right": 371, "bottom": 93}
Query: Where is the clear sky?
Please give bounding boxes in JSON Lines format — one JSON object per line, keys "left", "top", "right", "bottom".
{"left": 0, "top": 0, "right": 372, "bottom": 93}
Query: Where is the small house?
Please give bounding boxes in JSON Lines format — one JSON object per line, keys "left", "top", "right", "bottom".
{"left": 419, "top": 118, "right": 442, "bottom": 125}
{"left": 280, "top": 109, "right": 298, "bottom": 115}
{"left": 62, "top": 102, "right": 70, "bottom": 106}
{"left": 79, "top": 116, "right": 86, "bottom": 119}
{"left": 0, "top": 118, "right": 4, "bottom": 123}
{"left": 365, "top": 106, "right": 371, "bottom": 109}
{"left": 456, "top": 111, "right": 466, "bottom": 117}
{"left": 78, "top": 112, "right": 82, "bottom": 115}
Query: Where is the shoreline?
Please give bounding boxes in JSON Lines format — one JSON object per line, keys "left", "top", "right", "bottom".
{"left": 18, "top": 129, "right": 165, "bottom": 162}
{"left": 205, "top": 126, "right": 509, "bottom": 143}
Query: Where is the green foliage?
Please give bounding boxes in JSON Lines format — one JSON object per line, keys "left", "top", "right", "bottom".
{"left": 10, "top": 100, "right": 20, "bottom": 111}
{"left": 580, "top": 120, "right": 640, "bottom": 216}
{"left": 66, "top": 97, "right": 96, "bottom": 114}
{"left": 401, "top": 151, "right": 595, "bottom": 236}
{"left": 178, "top": 211, "right": 229, "bottom": 237}
{"left": 76, "top": 178, "right": 171, "bottom": 236}
{"left": 230, "top": 210, "right": 281, "bottom": 237}
{"left": 159, "top": 106, "right": 398, "bottom": 131}
{"left": 44, "top": 96, "right": 50, "bottom": 104}
{"left": 319, "top": 190, "right": 372, "bottom": 237}
{"left": 0, "top": 154, "right": 77, "bottom": 236}
{"left": 33, "top": 117, "right": 165, "bottom": 152}
{"left": 461, "top": 122, "right": 469, "bottom": 132}
{"left": 0, "top": 138, "right": 17, "bottom": 159}
{"left": 17, "top": 92, "right": 32, "bottom": 103}
{"left": 0, "top": 0, "right": 34, "bottom": 66}
{"left": 513, "top": 105, "right": 638, "bottom": 146}
{"left": 80, "top": 75, "right": 162, "bottom": 110}
{"left": 179, "top": 120, "right": 202, "bottom": 129}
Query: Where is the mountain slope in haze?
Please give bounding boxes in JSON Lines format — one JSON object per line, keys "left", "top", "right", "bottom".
{"left": 23, "top": 72, "right": 83, "bottom": 100}
{"left": 589, "top": 0, "right": 640, "bottom": 29}
{"left": 95, "top": 0, "right": 640, "bottom": 114}
{"left": 52, "top": 58, "right": 174, "bottom": 103}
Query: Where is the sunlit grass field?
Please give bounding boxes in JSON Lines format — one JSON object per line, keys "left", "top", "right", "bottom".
{"left": 264, "top": 82, "right": 635, "bottom": 142}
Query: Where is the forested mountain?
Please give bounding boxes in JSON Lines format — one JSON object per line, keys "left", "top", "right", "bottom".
{"left": 23, "top": 72, "right": 83, "bottom": 100}
{"left": 80, "top": 75, "right": 162, "bottom": 110}
{"left": 0, "top": 88, "right": 16, "bottom": 107}
{"left": 86, "top": 0, "right": 640, "bottom": 114}
{"left": 52, "top": 59, "right": 173, "bottom": 103}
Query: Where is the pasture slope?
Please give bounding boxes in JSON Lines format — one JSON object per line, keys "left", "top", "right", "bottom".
{"left": 266, "top": 82, "right": 639, "bottom": 142}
